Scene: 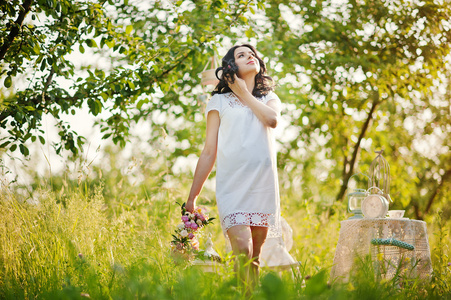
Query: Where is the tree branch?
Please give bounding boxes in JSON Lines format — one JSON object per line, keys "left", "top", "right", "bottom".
{"left": 41, "top": 67, "right": 56, "bottom": 101}
{"left": 336, "top": 91, "right": 380, "bottom": 201}
{"left": 0, "top": 0, "right": 33, "bottom": 61}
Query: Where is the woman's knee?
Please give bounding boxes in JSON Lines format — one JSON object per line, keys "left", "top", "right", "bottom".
{"left": 235, "top": 240, "right": 252, "bottom": 257}
{"left": 228, "top": 226, "right": 253, "bottom": 258}
{"left": 230, "top": 234, "right": 252, "bottom": 257}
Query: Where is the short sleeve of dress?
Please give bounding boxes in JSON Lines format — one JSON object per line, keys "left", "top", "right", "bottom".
{"left": 205, "top": 94, "right": 222, "bottom": 117}
{"left": 262, "top": 91, "right": 281, "bottom": 105}
{"left": 263, "top": 91, "right": 282, "bottom": 116}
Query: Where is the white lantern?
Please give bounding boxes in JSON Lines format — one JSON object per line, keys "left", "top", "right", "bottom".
{"left": 346, "top": 173, "right": 370, "bottom": 219}
{"left": 347, "top": 188, "right": 366, "bottom": 219}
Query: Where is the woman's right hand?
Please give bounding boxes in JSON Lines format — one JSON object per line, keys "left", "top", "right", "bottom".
{"left": 227, "top": 74, "right": 248, "bottom": 99}
{"left": 185, "top": 200, "right": 195, "bottom": 213}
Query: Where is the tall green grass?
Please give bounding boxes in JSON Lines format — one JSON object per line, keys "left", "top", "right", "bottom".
{"left": 1, "top": 175, "right": 450, "bottom": 299}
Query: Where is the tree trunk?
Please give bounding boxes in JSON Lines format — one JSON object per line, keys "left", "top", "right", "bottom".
{"left": 424, "top": 168, "right": 451, "bottom": 216}
{"left": 336, "top": 92, "right": 380, "bottom": 201}
{"left": 413, "top": 201, "right": 422, "bottom": 220}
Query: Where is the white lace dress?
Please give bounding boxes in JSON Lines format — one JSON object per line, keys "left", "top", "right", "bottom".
{"left": 205, "top": 92, "right": 281, "bottom": 238}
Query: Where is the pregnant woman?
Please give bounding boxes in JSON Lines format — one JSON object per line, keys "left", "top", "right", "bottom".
{"left": 186, "top": 44, "right": 282, "bottom": 288}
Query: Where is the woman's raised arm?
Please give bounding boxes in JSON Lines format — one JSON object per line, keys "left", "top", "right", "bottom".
{"left": 228, "top": 75, "right": 280, "bottom": 128}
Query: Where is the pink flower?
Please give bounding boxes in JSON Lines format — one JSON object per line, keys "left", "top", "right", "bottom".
{"left": 188, "top": 233, "right": 195, "bottom": 239}
{"left": 199, "top": 214, "right": 206, "bottom": 221}
{"left": 191, "top": 238, "right": 199, "bottom": 250}
{"left": 181, "top": 215, "right": 189, "bottom": 222}
{"left": 191, "top": 223, "right": 198, "bottom": 230}
{"left": 185, "top": 221, "right": 191, "bottom": 228}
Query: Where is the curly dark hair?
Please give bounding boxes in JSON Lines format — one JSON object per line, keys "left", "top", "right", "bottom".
{"left": 211, "top": 44, "right": 275, "bottom": 98}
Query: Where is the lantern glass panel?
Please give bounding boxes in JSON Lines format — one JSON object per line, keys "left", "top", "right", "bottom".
{"left": 348, "top": 188, "right": 366, "bottom": 219}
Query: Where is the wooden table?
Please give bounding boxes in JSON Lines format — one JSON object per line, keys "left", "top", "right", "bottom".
{"left": 330, "top": 218, "right": 433, "bottom": 282}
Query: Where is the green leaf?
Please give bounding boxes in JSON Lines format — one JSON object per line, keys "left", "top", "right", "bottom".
{"left": 33, "top": 43, "right": 41, "bottom": 54}
{"left": 19, "top": 144, "right": 29, "bottom": 156}
{"left": 245, "top": 28, "right": 253, "bottom": 38}
{"left": 136, "top": 99, "right": 147, "bottom": 109}
{"left": 79, "top": 45, "right": 85, "bottom": 53}
{"left": 261, "top": 273, "right": 286, "bottom": 299}
{"left": 4, "top": 76, "right": 12, "bottom": 88}
{"left": 0, "top": 141, "right": 10, "bottom": 148}
{"left": 39, "top": 136, "right": 45, "bottom": 145}
{"left": 105, "top": 40, "right": 115, "bottom": 48}
{"left": 95, "top": 100, "right": 102, "bottom": 115}
{"left": 304, "top": 270, "right": 329, "bottom": 297}
{"left": 77, "top": 136, "right": 84, "bottom": 149}
{"left": 86, "top": 39, "right": 98, "bottom": 48}
{"left": 126, "top": 25, "right": 133, "bottom": 34}
{"left": 40, "top": 59, "right": 47, "bottom": 71}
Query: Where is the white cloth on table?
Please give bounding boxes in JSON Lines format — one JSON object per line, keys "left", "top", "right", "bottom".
{"left": 205, "top": 91, "right": 282, "bottom": 238}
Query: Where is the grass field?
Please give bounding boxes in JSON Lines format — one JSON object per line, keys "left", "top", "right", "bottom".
{"left": 0, "top": 172, "right": 450, "bottom": 299}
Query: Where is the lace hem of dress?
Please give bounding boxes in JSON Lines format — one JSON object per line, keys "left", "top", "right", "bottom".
{"left": 222, "top": 212, "right": 281, "bottom": 238}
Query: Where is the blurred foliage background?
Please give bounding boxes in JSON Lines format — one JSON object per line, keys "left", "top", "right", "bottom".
{"left": 2, "top": 0, "right": 450, "bottom": 220}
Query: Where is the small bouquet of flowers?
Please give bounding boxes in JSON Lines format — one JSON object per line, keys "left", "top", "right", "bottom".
{"left": 171, "top": 202, "right": 215, "bottom": 257}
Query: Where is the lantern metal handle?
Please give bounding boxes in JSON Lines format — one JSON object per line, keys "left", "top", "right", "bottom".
{"left": 367, "top": 186, "right": 385, "bottom": 195}
{"left": 347, "top": 173, "right": 372, "bottom": 190}
{"left": 368, "top": 150, "right": 391, "bottom": 200}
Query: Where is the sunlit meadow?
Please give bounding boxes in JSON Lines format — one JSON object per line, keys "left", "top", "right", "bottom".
{"left": 0, "top": 152, "right": 450, "bottom": 299}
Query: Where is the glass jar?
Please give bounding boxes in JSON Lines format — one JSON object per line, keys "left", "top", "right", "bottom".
{"left": 347, "top": 188, "right": 366, "bottom": 219}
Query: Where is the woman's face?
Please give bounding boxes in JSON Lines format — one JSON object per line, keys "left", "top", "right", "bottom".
{"left": 233, "top": 46, "right": 260, "bottom": 78}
